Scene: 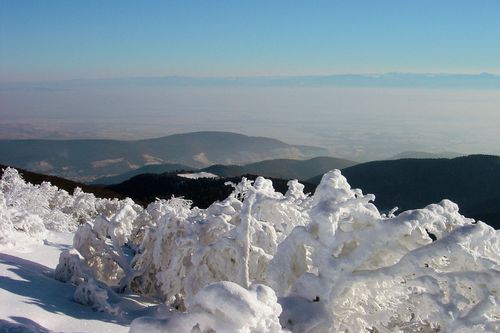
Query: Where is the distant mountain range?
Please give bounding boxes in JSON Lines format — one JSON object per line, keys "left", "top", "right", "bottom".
{"left": 99, "top": 154, "right": 500, "bottom": 229}
{"left": 205, "top": 156, "right": 357, "bottom": 180}
{"left": 106, "top": 154, "right": 500, "bottom": 228}
{"left": 0, "top": 131, "right": 328, "bottom": 182}
{"left": 2, "top": 155, "right": 499, "bottom": 229}
{"left": 3, "top": 72, "right": 500, "bottom": 90}
{"left": 91, "top": 163, "right": 195, "bottom": 185}
{"left": 107, "top": 173, "right": 317, "bottom": 209}
{"left": 390, "top": 151, "right": 464, "bottom": 160}
{"left": 308, "top": 155, "right": 500, "bottom": 229}
{"left": 92, "top": 156, "right": 357, "bottom": 185}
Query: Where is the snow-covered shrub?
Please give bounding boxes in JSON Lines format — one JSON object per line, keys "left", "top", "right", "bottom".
{"left": 55, "top": 247, "right": 123, "bottom": 315}
{"left": 0, "top": 168, "right": 52, "bottom": 245}
{"left": 0, "top": 190, "right": 47, "bottom": 245}
{"left": 129, "top": 177, "right": 311, "bottom": 306}
{"left": 43, "top": 168, "right": 499, "bottom": 332}
{"left": 130, "top": 197, "right": 206, "bottom": 301}
{"left": 72, "top": 202, "right": 143, "bottom": 288}
{"left": 130, "top": 281, "right": 283, "bottom": 333}
{"left": 0, "top": 192, "right": 14, "bottom": 241}
{"left": 267, "top": 170, "right": 499, "bottom": 332}
{"left": 55, "top": 249, "right": 121, "bottom": 315}
{"left": 0, "top": 167, "right": 119, "bottom": 245}
{"left": 55, "top": 248, "right": 92, "bottom": 284}
{"left": 74, "top": 279, "right": 120, "bottom": 315}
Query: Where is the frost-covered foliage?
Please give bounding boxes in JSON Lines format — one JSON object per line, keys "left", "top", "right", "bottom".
{"left": 55, "top": 247, "right": 121, "bottom": 314}
{"left": 56, "top": 170, "right": 499, "bottom": 332}
{"left": 268, "top": 171, "right": 500, "bottom": 332}
{"left": 56, "top": 176, "right": 312, "bottom": 324}
{"left": 0, "top": 167, "right": 119, "bottom": 246}
{"left": 73, "top": 279, "right": 120, "bottom": 315}
{"left": 130, "top": 282, "right": 282, "bottom": 333}
{"left": 6, "top": 165, "right": 497, "bottom": 332}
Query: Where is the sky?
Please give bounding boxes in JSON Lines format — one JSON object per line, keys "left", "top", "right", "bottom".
{"left": 1, "top": 0, "right": 499, "bottom": 80}
{"left": 1, "top": 1, "right": 499, "bottom": 160}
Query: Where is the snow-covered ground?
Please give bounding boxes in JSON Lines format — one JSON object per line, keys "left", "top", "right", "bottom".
{"left": 1, "top": 167, "right": 499, "bottom": 333}
{"left": 0, "top": 168, "right": 161, "bottom": 332}
{"left": 177, "top": 172, "right": 219, "bottom": 179}
{"left": 0, "top": 232, "right": 133, "bottom": 332}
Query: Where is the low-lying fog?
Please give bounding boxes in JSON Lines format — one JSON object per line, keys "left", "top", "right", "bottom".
{"left": 2, "top": 81, "right": 499, "bottom": 161}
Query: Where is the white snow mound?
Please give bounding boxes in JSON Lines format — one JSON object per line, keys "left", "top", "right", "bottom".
{"left": 177, "top": 172, "right": 219, "bottom": 179}
{"left": 130, "top": 281, "right": 283, "bottom": 333}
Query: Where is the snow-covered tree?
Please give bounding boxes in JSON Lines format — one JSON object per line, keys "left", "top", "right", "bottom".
{"left": 3, "top": 166, "right": 498, "bottom": 332}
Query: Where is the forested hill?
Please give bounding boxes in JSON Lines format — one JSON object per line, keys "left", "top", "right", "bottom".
{"left": 0, "top": 131, "right": 328, "bottom": 181}
{"left": 308, "top": 155, "right": 500, "bottom": 229}
{"left": 107, "top": 173, "right": 317, "bottom": 208}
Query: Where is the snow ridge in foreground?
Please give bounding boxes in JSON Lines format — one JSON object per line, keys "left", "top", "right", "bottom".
{"left": 1, "top": 167, "right": 499, "bottom": 333}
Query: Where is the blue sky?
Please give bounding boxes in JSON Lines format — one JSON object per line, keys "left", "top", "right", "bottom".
{"left": 1, "top": 0, "right": 499, "bottom": 81}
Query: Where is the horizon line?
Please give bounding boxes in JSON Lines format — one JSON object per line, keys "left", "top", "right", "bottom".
{"left": 2, "top": 71, "right": 500, "bottom": 84}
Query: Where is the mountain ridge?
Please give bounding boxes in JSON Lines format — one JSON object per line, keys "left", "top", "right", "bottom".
{"left": 308, "top": 154, "right": 500, "bottom": 229}
{"left": 2, "top": 155, "right": 499, "bottom": 229}
{"left": 390, "top": 151, "right": 464, "bottom": 160}
{"left": 3, "top": 72, "right": 500, "bottom": 90}
{"left": 92, "top": 156, "right": 357, "bottom": 185}
{"left": 0, "top": 131, "right": 329, "bottom": 182}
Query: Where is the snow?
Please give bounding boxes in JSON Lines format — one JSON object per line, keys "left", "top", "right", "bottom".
{"left": 130, "top": 282, "right": 282, "bottom": 333}
{"left": 0, "top": 232, "right": 130, "bottom": 333}
{"left": 177, "top": 172, "right": 219, "bottom": 179}
{"left": 1, "top": 167, "right": 499, "bottom": 333}
{"left": 0, "top": 168, "right": 159, "bottom": 332}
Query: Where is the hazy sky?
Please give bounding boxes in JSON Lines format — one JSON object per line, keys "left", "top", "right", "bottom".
{"left": 1, "top": 0, "right": 499, "bottom": 80}
{"left": 1, "top": 1, "right": 499, "bottom": 160}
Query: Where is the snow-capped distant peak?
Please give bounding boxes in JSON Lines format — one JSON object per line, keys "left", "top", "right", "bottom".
{"left": 177, "top": 172, "right": 219, "bottom": 179}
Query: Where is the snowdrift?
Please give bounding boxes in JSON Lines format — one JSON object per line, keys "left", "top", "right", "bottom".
{"left": 1, "top": 167, "right": 499, "bottom": 332}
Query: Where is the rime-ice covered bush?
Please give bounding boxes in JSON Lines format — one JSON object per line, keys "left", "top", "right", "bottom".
{"left": 267, "top": 170, "right": 499, "bottom": 332}
{"left": 73, "top": 279, "right": 120, "bottom": 315}
{"left": 34, "top": 167, "right": 499, "bottom": 332}
{"left": 55, "top": 246, "right": 123, "bottom": 314}
{"left": 130, "top": 281, "right": 283, "bottom": 333}
{"left": 56, "top": 197, "right": 193, "bottom": 313}
{"left": 128, "top": 177, "right": 312, "bottom": 306}
{"left": 72, "top": 199, "right": 144, "bottom": 288}
{"left": 131, "top": 171, "right": 498, "bottom": 332}
{"left": 0, "top": 167, "right": 129, "bottom": 246}
{"left": 0, "top": 190, "right": 47, "bottom": 245}
{"left": 55, "top": 248, "right": 92, "bottom": 284}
